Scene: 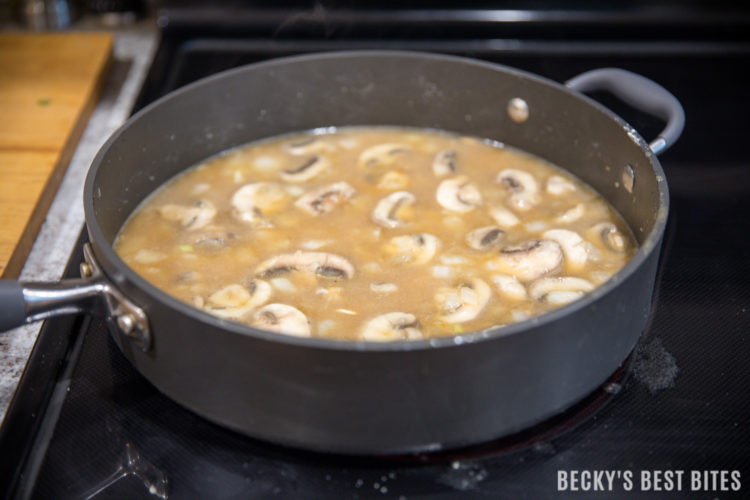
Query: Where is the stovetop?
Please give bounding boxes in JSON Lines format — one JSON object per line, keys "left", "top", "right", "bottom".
{"left": 1, "top": 6, "right": 749, "bottom": 499}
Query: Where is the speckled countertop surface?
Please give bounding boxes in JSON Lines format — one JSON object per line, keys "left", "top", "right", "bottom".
{"left": 0, "top": 25, "right": 157, "bottom": 422}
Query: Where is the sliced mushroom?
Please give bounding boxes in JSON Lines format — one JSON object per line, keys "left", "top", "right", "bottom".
{"left": 203, "top": 280, "right": 271, "bottom": 319}
{"left": 284, "top": 135, "right": 331, "bottom": 155}
{"left": 496, "top": 169, "right": 540, "bottom": 211}
{"left": 435, "top": 278, "right": 491, "bottom": 323}
{"left": 589, "top": 222, "right": 628, "bottom": 252}
{"left": 193, "top": 230, "right": 236, "bottom": 250}
{"left": 528, "top": 277, "right": 594, "bottom": 305}
{"left": 436, "top": 176, "right": 482, "bottom": 212}
{"left": 376, "top": 170, "right": 410, "bottom": 190}
{"left": 372, "top": 191, "right": 416, "bottom": 228}
{"left": 280, "top": 156, "right": 330, "bottom": 183}
{"left": 360, "top": 312, "right": 423, "bottom": 342}
{"left": 495, "top": 239, "right": 564, "bottom": 282}
{"left": 255, "top": 251, "right": 355, "bottom": 280}
{"left": 294, "top": 182, "right": 356, "bottom": 215}
{"left": 358, "top": 143, "right": 409, "bottom": 168}
{"left": 384, "top": 233, "right": 440, "bottom": 264}
{"left": 159, "top": 199, "right": 217, "bottom": 230}
{"left": 251, "top": 303, "right": 311, "bottom": 337}
{"left": 491, "top": 274, "right": 528, "bottom": 301}
{"left": 489, "top": 205, "right": 520, "bottom": 228}
{"left": 546, "top": 175, "right": 577, "bottom": 196}
{"left": 466, "top": 226, "right": 505, "bottom": 251}
{"left": 231, "top": 183, "right": 288, "bottom": 226}
{"left": 556, "top": 203, "right": 585, "bottom": 224}
{"left": 542, "top": 229, "right": 589, "bottom": 270}
{"left": 432, "top": 149, "right": 457, "bottom": 176}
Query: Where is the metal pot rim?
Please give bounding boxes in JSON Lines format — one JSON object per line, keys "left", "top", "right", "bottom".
{"left": 83, "top": 50, "right": 670, "bottom": 353}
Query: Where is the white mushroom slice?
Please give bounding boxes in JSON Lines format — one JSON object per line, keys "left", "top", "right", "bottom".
{"left": 491, "top": 274, "right": 528, "bottom": 301}
{"left": 251, "top": 303, "right": 311, "bottom": 337}
{"left": 435, "top": 278, "right": 491, "bottom": 323}
{"left": 528, "top": 277, "right": 594, "bottom": 305}
{"left": 231, "top": 183, "right": 288, "bottom": 226}
{"left": 376, "top": 170, "right": 410, "bottom": 190}
{"left": 370, "top": 282, "right": 398, "bottom": 293}
{"left": 542, "top": 229, "right": 589, "bottom": 270}
{"left": 372, "top": 191, "right": 416, "bottom": 228}
{"left": 159, "top": 200, "right": 217, "bottom": 230}
{"left": 556, "top": 203, "right": 585, "bottom": 224}
{"left": 255, "top": 251, "right": 355, "bottom": 279}
{"left": 360, "top": 312, "right": 423, "bottom": 342}
{"left": 204, "top": 281, "right": 272, "bottom": 319}
{"left": 358, "top": 143, "right": 409, "bottom": 168}
{"left": 546, "top": 175, "right": 577, "bottom": 196}
{"left": 489, "top": 205, "right": 520, "bottom": 228}
{"left": 496, "top": 169, "right": 540, "bottom": 211}
{"left": 495, "top": 239, "right": 564, "bottom": 282}
{"left": 384, "top": 234, "right": 440, "bottom": 264}
{"left": 590, "top": 222, "right": 628, "bottom": 252}
{"left": 432, "top": 149, "right": 457, "bottom": 176}
{"left": 466, "top": 226, "right": 505, "bottom": 250}
{"left": 193, "top": 230, "right": 236, "bottom": 250}
{"left": 279, "top": 156, "right": 330, "bottom": 183}
{"left": 285, "top": 136, "right": 331, "bottom": 155}
{"left": 294, "top": 182, "right": 356, "bottom": 215}
{"left": 436, "top": 176, "right": 482, "bottom": 213}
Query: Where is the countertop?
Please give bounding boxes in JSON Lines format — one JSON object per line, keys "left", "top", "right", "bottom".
{"left": 0, "top": 24, "right": 157, "bottom": 421}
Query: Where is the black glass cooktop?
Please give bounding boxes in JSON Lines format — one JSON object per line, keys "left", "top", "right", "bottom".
{"left": 1, "top": 8, "right": 750, "bottom": 499}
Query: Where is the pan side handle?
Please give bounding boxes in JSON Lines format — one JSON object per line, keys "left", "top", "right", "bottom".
{"left": 565, "top": 68, "right": 685, "bottom": 155}
{"left": 0, "top": 244, "right": 151, "bottom": 351}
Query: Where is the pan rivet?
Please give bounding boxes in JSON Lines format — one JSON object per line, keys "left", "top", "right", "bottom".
{"left": 117, "top": 314, "right": 135, "bottom": 334}
{"left": 79, "top": 262, "right": 93, "bottom": 278}
{"left": 507, "top": 97, "right": 529, "bottom": 123}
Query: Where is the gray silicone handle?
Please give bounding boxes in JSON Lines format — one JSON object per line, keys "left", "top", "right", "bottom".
{"left": 0, "top": 281, "right": 26, "bottom": 332}
{"left": 565, "top": 68, "right": 685, "bottom": 155}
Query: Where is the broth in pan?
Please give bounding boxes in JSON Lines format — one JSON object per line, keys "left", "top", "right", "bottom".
{"left": 114, "top": 127, "right": 635, "bottom": 341}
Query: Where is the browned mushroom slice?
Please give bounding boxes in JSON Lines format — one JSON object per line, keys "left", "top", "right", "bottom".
{"left": 360, "top": 312, "right": 423, "bottom": 341}
{"left": 279, "top": 156, "right": 330, "bottom": 183}
{"left": 231, "top": 182, "right": 288, "bottom": 226}
{"left": 203, "top": 280, "right": 272, "bottom": 319}
{"left": 432, "top": 149, "right": 457, "bottom": 176}
{"left": 491, "top": 274, "right": 528, "bottom": 301}
{"left": 372, "top": 191, "right": 416, "bottom": 228}
{"left": 284, "top": 135, "right": 332, "bottom": 155}
{"left": 496, "top": 169, "right": 540, "bottom": 211}
{"left": 384, "top": 233, "right": 440, "bottom": 264}
{"left": 251, "top": 303, "right": 311, "bottom": 337}
{"left": 357, "top": 143, "right": 410, "bottom": 168}
{"left": 159, "top": 199, "right": 217, "bottom": 230}
{"left": 436, "top": 176, "right": 482, "bottom": 212}
{"left": 546, "top": 175, "right": 577, "bottom": 196}
{"left": 255, "top": 251, "right": 355, "bottom": 280}
{"left": 494, "top": 239, "right": 563, "bottom": 282}
{"left": 542, "top": 229, "right": 589, "bottom": 269}
{"left": 435, "top": 278, "right": 492, "bottom": 323}
{"left": 294, "top": 182, "right": 356, "bottom": 215}
{"left": 465, "top": 226, "right": 505, "bottom": 250}
{"left": 193, "top": 230, "right": 236, "bottom": 250}
{"left": 528, "top": 277, "right": 594, "bottom": 305}
{"left": 589, "top": 222, "right": 628, "bottom": 252}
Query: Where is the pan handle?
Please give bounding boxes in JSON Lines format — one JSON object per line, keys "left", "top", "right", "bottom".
{"left": 0, "top": 244, "right": 151, "bottom": 351}
{"left": 565, "top": 68, "right": 685, "bottom": 155}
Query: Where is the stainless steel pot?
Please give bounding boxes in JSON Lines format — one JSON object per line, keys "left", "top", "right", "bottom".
{"left": 0, "top": 52, "right": 683, "bottom": 454}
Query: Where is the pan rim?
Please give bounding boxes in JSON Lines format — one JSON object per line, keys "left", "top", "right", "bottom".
{"left": 83, "top": 49, "right": 669, "bottom": 353}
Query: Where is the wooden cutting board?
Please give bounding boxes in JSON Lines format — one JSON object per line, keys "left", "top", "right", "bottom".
{"left": 0, "top": 32, "right": 113, "bottom": 278}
